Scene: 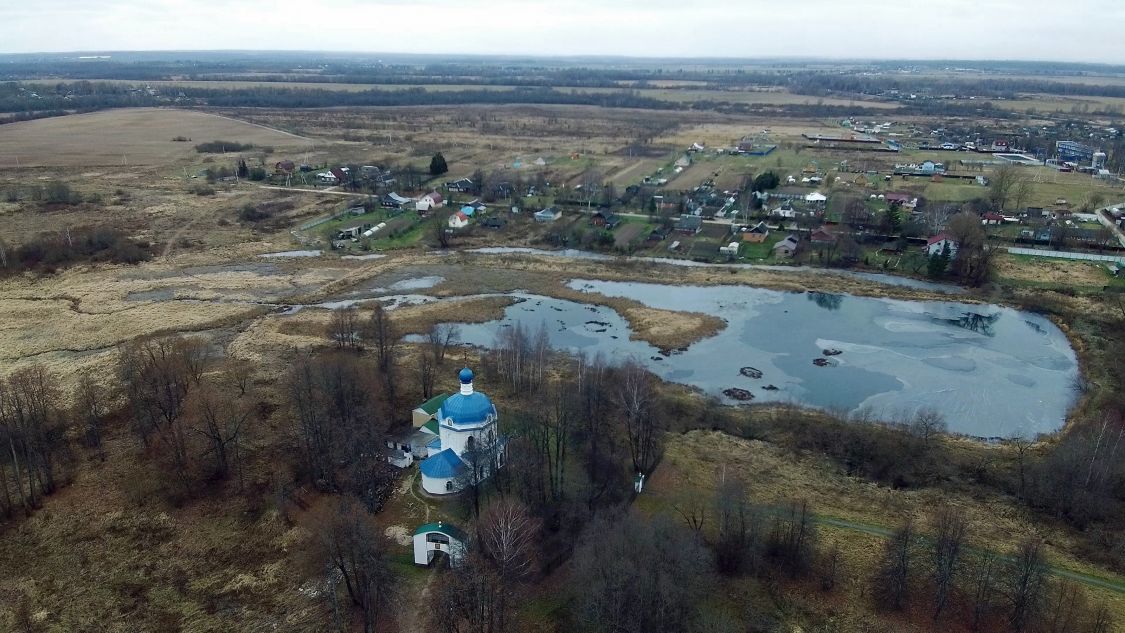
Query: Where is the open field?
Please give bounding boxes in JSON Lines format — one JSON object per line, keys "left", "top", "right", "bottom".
{"left": 1000, "top": 94, "right": 1125, "bottom": 114}
{"left": 0, "top": 108, "right": 312, "bottom": 167}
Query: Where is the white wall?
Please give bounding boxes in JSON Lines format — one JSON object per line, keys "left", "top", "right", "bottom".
{"left": 439, "top": 420, "right": 496, "bottom": 457}
{"left": 422, "top": 473, "right": 458, "bottom": 495}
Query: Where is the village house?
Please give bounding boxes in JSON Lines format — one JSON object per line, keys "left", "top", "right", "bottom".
{"left": 445, "top": 177, "right": 475, "bottom": 193}
{"left": 810, "top": 226, "right": 838, "bottom": 246}
{"left": 926, "top": 233, "right": 959, "bottom": 257}
{"left": 770, "top": 201, "right": 797, "bottom": 219}
{"left": 416, "top": 191, "right": 444, "bottom": 213}
{"left": 448, "top": 211, "right": 471, "bottom": 229}
{"left": 316, "top": 172, "right": 338, "bottom": 184}
{"left": 676, "top": 215, "right": 703, "bottom": 235}
{"left": 804, "top": 191, "right": 828, "bottom": 205}
{"left": 382, "top": 192, "right": 412, "bottom": 209}
{"left": 981, "top": 212, "right": 1004, "bottom": 226}
{"left": 772, "top": 234, "right": 800, "bottom": 258}
{"left": 591, "top": 210, "right": 621, "bottom": 229}
{"left": 885, "top": 192, "right": 919, "bottom": 209}
{"left": 740, "top": 221, "right": 770, "bottom": 243}
{"left": 719, "top": 242, "right": 741, "bottom": 257}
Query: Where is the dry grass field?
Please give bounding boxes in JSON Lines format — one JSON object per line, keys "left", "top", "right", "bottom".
{"left": 0, "top": 108, "right": 312, "bottom": 167}
{"left": 1001, "top": 94, "right": 1125, "bottom": 114}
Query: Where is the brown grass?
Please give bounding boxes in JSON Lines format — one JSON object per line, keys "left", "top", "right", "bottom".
{"left": 0, "top": 108, "right": 311, "bottom": 167}
{"left": 994, "top": 253, "right": 1112, "bottom": 287}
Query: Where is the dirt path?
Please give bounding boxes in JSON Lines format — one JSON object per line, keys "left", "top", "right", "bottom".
{"left": 258, "top": 185, "right": 369, "bottom": 198}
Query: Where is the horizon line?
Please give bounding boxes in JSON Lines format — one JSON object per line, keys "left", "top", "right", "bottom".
{"left": 1, "top": 49, "right": 1124, "bottom": 69}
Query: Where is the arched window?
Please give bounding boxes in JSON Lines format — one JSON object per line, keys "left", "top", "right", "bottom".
{"left": 488, "top": 429, "right": 495, "bottom": 444}
{"left": 445, "top": 481, "right": 453, "bottom": 491}
{"left": 466, "top": 436, "right": 475, "bottom": 451}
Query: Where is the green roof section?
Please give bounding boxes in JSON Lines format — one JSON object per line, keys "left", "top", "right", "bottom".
{"left": 413, "top": 521, "right": 467, "bottom": 541}
{"left": 422, "top": 419, "right": 439, "bottom": 435}
{"left": 416, "top": 393, "right": 451, "bottom": 415}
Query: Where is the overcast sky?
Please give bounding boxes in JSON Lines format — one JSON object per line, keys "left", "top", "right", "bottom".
{"left": 2, "top": 0, "right": 1123, "bottom": 63}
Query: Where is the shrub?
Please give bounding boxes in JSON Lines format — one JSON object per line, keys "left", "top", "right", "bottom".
{"left": 44, "top": 181, "right": 81, "bottom": 205}
{"left": 194, "top": 140, "right": 254, "bottom": 153}
{"left": 238, "top": 204, "right": 271, "bottom": 222}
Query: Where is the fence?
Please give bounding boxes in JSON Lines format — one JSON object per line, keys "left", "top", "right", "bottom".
{"left": 1006, "top": 246, "right": 1125, "bottom": 264}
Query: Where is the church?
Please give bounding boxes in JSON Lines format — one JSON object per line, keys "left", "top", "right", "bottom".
{"left": 419, "top": 368, "right": 505, "bottom": 495}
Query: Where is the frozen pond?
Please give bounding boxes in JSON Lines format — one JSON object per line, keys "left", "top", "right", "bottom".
{"left": 443, "top": 280, "right": 1077, "bottom": 438}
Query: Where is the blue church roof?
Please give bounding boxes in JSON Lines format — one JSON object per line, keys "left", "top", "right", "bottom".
{"left": 420, "top": 449, "right": 464, "bottom": 479}
{"left": 439, "top": 368, "right": 496, "bottom": 427}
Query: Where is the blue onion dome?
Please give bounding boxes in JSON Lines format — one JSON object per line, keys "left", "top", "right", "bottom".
{"left": 440, "top": 367, "right": 496, "bottom": 427}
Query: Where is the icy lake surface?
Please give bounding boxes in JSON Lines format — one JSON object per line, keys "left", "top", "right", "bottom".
{"left": 446, "top": 280, "right": 1076, "bottom": 438}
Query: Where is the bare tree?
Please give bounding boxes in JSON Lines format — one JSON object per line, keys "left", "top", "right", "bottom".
{"left": 930, "top": 506, "right": 968, "bottom": 620}
{"left": 909, "top": 408, "right": 947, "bottom": 455}
{"left": 478, "top": 497, "right": 540, "bottom": 582}
{"left": 287, "top": 351, "right": 391, "bottom": 506}
{"left": 1044, "top": 580, "right": 1088, "bottom": 633}
{"left": 366, "top": 304, "right": 396, "bottom": 373}
{"left": 188, "top": 383, "right": 252, "bottom": 484}
{"left": 872, "top": 517, "right": 915, "bottom": 611}
{"left": 1012, "top": 177, "right": 1035, "bottom": 213}
{"left": 569, "top": 512, "right": 713, "bottom": 633}
{"left": 314, "top": 496, "right": 391, "bottom": 633}
{"left": 432, "top": 215, "right": 452, "bottom": 249}
{"left": 613, "top": 359, "right": 663, "bottom": 475}
{"left": 672, "top": 489, "right": 707, "bottom": 533}
{"left": 327, "top": 306, "right": 361, "bottom": 350}
{"left": 227, "top": 358, "right": 254, "bottom": 396}
{"left": 75, "top": 372, "right": 106, "bottom": 452}
{"left": 118, "top": 337, "right": 204, "bottom": 489}
{"left": 970, "top": 551, "right": 1000, "bottom": 631}
{"left": 523, "top": 379, "right": 571, "bottom": 503}
{"left": 766, "top": 499, "right": 817, "bottom": 576}
{"left": 1007, "top": 538, "right": 1048, "bottom": 632}
{"left": 989, "top": 165, "right": 1020, "bottom": 211}
{"left": 0, "top": 366, "right": 69, "bottom": 513}
{"left": 427, "top": 323, "right": 461, "bottom": 365}
{"left": 416, "top": 349, "right": 436, "bottom": 400}
{"left": 366, "top": 304, "right": 398, "bottom": 414}
{"left": 713, "top": 473, "right": 759, "bottom": 575}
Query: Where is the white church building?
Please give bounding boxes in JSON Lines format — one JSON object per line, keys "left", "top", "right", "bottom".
{"left": 419, "top": 368, "right": 505, "bottom": 495}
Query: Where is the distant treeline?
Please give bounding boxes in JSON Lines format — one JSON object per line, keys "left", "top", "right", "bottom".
{"left": 0, "top": 80, "right": 998, "bottom": 121}
{"left": 4, "top": 66, "right": 1125, "bottom": 121}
